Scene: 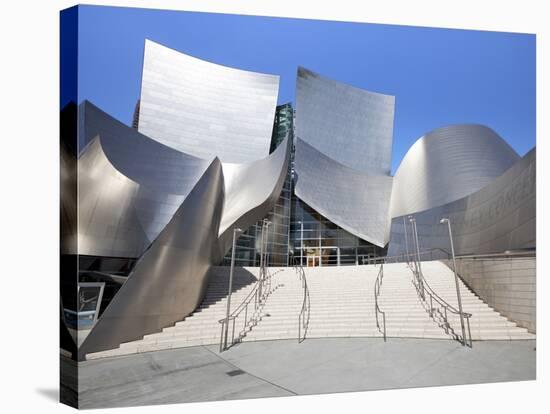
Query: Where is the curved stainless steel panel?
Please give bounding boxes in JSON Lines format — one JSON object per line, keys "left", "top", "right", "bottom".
{"left": 81, "top": 101, "right": 209, "bottom": 196}
{"left": 138, "top": 39, "right": 280, "bottom": 163}
{"left": 79, "top": 158, "right": 225, "bottom": 358}
{"left": 78, "top": 101, "right": 291, "bottom": 356}
{"left": 217, "top": 134, "right": 291, "bottom": 257}
{"left": 294, "top": 139, "right": 393, "bottom": 247}
{"left": 78, "top": 136, "right": 148, "bottom": 258}
{"left": 61, "top": 104, "right": 78, "bottom": 256}
{"left": 388, "top": 148, "right": 535, "bottom": 257}
{"left": 390, "top": 124, "right": 520, "bottom": 218}
{"left": 78, "top": 102, "right": 210, "bottom": 257}
{"left": 296, "top": 67, "right": 395, "bottom": 175}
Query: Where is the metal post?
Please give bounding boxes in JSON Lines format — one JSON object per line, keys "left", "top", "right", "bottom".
{"left": 259, "top": 221, "right": 265, "bottom": 273}
{"left": 412, "top": 219, "right": 422, "bottom": 276}
{"left": 223, "top": 227, "right": 242, "bottom": 351}
{"left": 258, "top": 220, "right": 266, "bottom": 298}
{"left": 263, "top": 220, "right": 271, "bottom": 297}
{"left": 408, "top": 216, "right": 418, "bottom": 275}
{"left": 299, "top": 220, "right": 303, "bottom": 267}
{"left": 441, "top": 218, "right": 467, "bottom": 346}
{"left": 409, "top": 216, "right": 424, "bottom": 299}
{"left": 403, "top": 216, "right": 410, "bottom": 265}
{"left": 263, "top": 219, "right": 271, "bottom": 270}
{"left": 259, "top": 219, "right": 271, "bottom": 298}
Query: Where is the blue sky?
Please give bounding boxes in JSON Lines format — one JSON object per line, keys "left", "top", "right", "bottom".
{"left": 74, "top": 5, "right": 535, "bottom": 173}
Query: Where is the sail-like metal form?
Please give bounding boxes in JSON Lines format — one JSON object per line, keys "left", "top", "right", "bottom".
{"left": 294, "top": 139, "right": 393, "bottom": 247}
{"left": 67, "top": 39, "right": 535, "bottom": 361}
{"left": 296, "top": 67, "right": 395, "bottom": 175}
{"left": 78, "top": 101, "right": 210, "bottom": 258}
{"left": 76, "top": 40, "right": 290, "bottom": 358}
{"left": 388, "top": 148, "right": 535, "bottom": 257}
{"left": 78, "top": 136, "right": 145, "bottom": 258}
{"left": 79, "top": 158, "right": 225, "bottom": 358}
{"left": 390, "top": 124, "right": 520, "bottom": 219}
{"left": 294, "top": 67, "right": 395, "bottom": 246}
{"left": 218, "top": 134, "right": 291, "bottom": 255}
{"left": 77, "top": 100, "right": 291, "bottom": 357}
{"left": 138, "top": 39, "right": 280, "bottom": 163}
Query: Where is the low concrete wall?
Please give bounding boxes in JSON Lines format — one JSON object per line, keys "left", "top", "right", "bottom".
{"left": 445, "top": 257, "right": 536, "bottom": 333}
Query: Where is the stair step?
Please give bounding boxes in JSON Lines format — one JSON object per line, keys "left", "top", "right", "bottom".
{"left": 85, "top": 262, "right": 535, "bottom": 360}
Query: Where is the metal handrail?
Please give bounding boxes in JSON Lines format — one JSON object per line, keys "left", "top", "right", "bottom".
{"left": 409, "top": 263, "right": 473, "bottom": 347}
{"left": 374, "top": 248, "right": 535, "bottom": 265}
{"left": 293, "top": 258, "right": 310, "bottom": 343}
{"left": 373, "top": 264, "right": 386, "bottom": 341}
{"left": 218, "top": 267, "right": 282, "bottom": 352}
{"left": 370, "top": 248, "right": 452, "bottom": 265}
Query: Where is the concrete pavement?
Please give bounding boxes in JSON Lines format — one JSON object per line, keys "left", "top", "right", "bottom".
{"left": 74, "top": 338, "right": 536, "bottom": 409}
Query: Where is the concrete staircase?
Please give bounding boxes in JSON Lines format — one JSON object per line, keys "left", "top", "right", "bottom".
{"left": 378, "top": 261, "right": 535, "bottom": 341}
{"left": 86, "top": 267, "right": 262, "bottom": 359}
{"left": 243, "top": 265, "right": 379, "bottom": 341}
{"left": 86, "top": 261, "right": 534, "bottom": 360}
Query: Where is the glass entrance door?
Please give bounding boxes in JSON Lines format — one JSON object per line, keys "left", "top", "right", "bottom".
{"left": 321, "top": 247, "right": 340, "bottom": 266}
{"left": 307, "top": 256, "right": 320, "bottom": 267}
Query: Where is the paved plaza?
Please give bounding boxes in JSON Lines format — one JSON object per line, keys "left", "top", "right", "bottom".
{"left": 72, "top": 338, "right": 536, "bottom": 409}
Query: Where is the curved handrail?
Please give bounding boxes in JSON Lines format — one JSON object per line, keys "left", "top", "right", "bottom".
{"left": 293, "top": 258, "right": 310, "bottom": 343}
{"left": 373, "top": 264, "right": 386, "bottom": 341}
{"left": 218, "top": 267, "right": 282, "bottom": 351}
{"left": 410, "top": 264, "right": 472, "bottom": 347}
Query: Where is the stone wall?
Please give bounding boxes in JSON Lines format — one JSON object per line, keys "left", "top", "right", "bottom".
{"left": 446, "top": 256, "right": 536, "bottom": 333}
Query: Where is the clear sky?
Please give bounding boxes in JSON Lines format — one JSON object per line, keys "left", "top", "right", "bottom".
{"left": 74, "top": 5, "right": 536, "bottom": 174}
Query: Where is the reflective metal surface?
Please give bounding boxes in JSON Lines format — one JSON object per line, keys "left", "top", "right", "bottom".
{"left": 296, "top": 67, "right": 395, "bottom": 175}
{"left": 78, "top": 136, "right": 146, "bottom": 258}
{"left": 217, "top": 135, "right": 291, "bottom": 257}
{"left": 289, "top": 197, "right": 387, "bottom": 266}
{"left": 388, "top": 148, "right": 535, "bottom": 256}
{"left": 222, "top": 103, "right": 294, "bottom": 267}
{"left": 390, "top": 124, "right": 520, "bottom": 218}
{"left": 79, "top": 158, "right": 225, "bottom": 358}
{"left": 70, "top": 41, "right": 535, "bottom": 359}
{"left": 76, "top": 97, "right": 291, "bottom": 356}
{"left": 138, "top": 39, "right": 280, "bottom": 163}
{"left": 294, "top": 139, "right": 393, "bottom": 247}
{"left": 60, "top": 101, "right": 79, "bottom": 363}
{"left": 78, "top": 102, "right": 210, "bottom": 257}
{"left": 293, "top": 67, "right": 395, "bottom": 247}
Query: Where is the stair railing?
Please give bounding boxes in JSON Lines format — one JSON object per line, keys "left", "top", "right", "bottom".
{"left": 408, "top": 256, "right": 473, "bottom": 347}
{"left": 369, "top": 248, "right": 452, "bottom": 265}
{"left": 293, "top": 257, "right": 310, "bottom": 343}
{"left": 218, "top": 267, "right": 282, "bottom": 352}
{"left": 373, "top": 263, "right": 386, "bottom": 341}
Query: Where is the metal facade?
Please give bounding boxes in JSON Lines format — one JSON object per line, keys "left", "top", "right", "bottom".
{"left": 66, "top": 40, "right": 536, "bottom": 359}
{"left": 294, "top": 68, "right": 395, "bottom": 247}
{"left": 294, "top": 139, "right": 393, "bottom": 247}
{"left": 77, "top": 99, "right": 291, "bottom": 356}
{"left": 224, "top": 104, "right": 294, "bottom": 267}
{"left": 78, "top": 101, "right": 210, "bottom": 258}
{"left": 390, "top": 124, "right": 520, "bottom": 219}
{"left": 138, "top": 39, "right": 280, "bottom": 163}
{"left": 79, "top": 159, "right": 226, "bottom": 358}
{"left": 387, "top": 148, "right": 535, "bottom": 257}
{"left": 296, "top": 67, "right": 395, "bottom": 175}
{"left": 217, "top": 135, "right": 291, "bottom": 256}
